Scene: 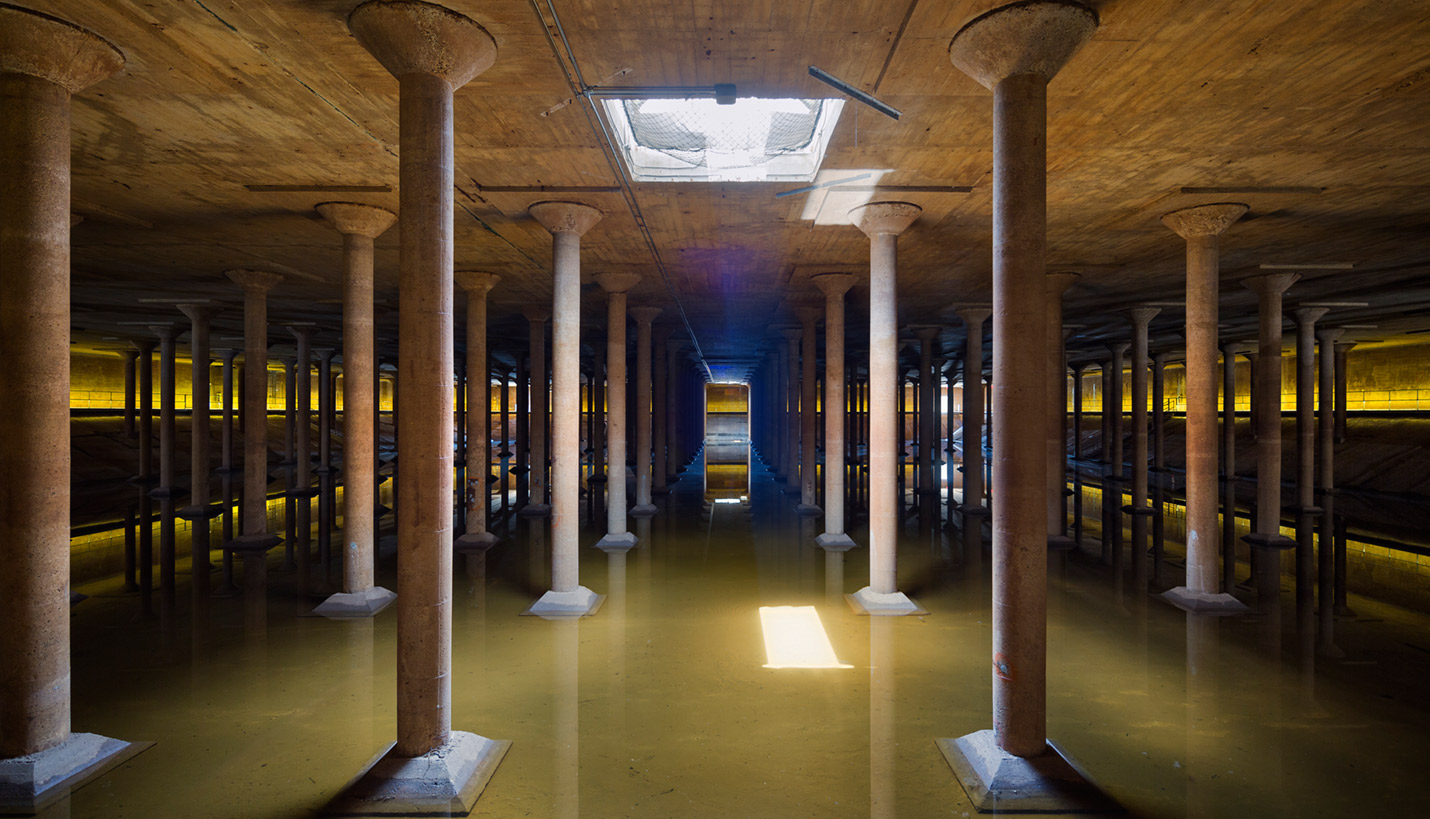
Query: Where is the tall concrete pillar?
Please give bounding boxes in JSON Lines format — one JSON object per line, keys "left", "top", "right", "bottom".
{"left": 1105, "top": 342, "right": 1128, "bottom": 482}
{"left": 772, "top": 346, "right": 787, "bottom": 479}
{"left": 1333, "top": 340, "right": 1353, "bottom": 443}
{"left": 1151, "top": 352, "right": 1168, "bottom": 471}
{"left": 452, "top": 271, "right": 500, "bottom": 557}
{"left": 1316, "top": 327, "right": 1344, "bottom": 657}
{"left": 1291, "top": 307, "right": 1328, "bottom": 643}
{"left": 798, "top": 308, "right": 822, "bottom": 514}
{"left": 0, "top": 6, "right": 137, "bottom": 804}
{"left": 519, "top": 307, "right": 551, "bottom": 516}
{"left": 665, "top": 342, "right": 684, "bottom": 482}
{"left": 814, "top": 273, "right": 857, "bottom": 550}
{"left": 848, "top": 201, "right": 922, "bottom": 615}
{"left": 149, "top": 323, "right": 180, "bottom": 617}
{"left": 529, "top": 200, "right": 603, "bottom": 615}
{"left": 178, "top": 303, "right": 221, "bottom": 591}
{"left": 1046, "top": 273, "right": 1079, "bottom": 547}
{"left": 914, "top": 326, "right": 940, "bottom": 507}
{"left": 1125, "top": 307, "right": 1159, "bottom": 583}
{"left": 218, "top": 348, "right": 237, "bottom": 473}
{"left": 1160, "top": 203, "right": 1248, "bottom": 614}
{"left": 1242, "top": 271, "right": 1299, "bottom": 602}
{"left": 515, "top": 348, "right": 529, "bottom": 504}
{"left": 782, "top": 326, "right": 802, "bottom": 496}
{"left": 134, "top": 338, "right": 156, "bottom": 482}
{"left": 329, "top": 3, "right": 509, "bottom": 810}
{"left": 652, "top": 328, "right": 670, "bottom": 493}
{"left": 594, "top": 274, "right": 641, "bottom": 550}
{"left": 287, "top": 328, "right": 314, "bottom": 590}
{"left": 121, "top": 347, "right": 140, "bottom": 437}
{"left": 225, "top": 268, "right": 284, "bottom": 585}
{"left": 314, "top": 202, "right": 396, "bottom": 617}
{"left": 1219, "top": 341, "right": 1246, "bottom": 593}
{"left": 941, "top": 5, "right": 1114, "bottom": 804}
{"left": 629, "top": 306, "right": 662, "bottom": 516}
{"left": 1070, "top": 363, "right": 1086, "bottom": 460}
{"left": 591, "top": 345, "right": 606, "bottom": 484}
{"left": 956, "top": 307, "right": 991, "bottom": 516}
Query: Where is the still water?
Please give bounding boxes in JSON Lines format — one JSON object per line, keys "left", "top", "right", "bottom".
{"left": 57, "top": 443, "right": 1430, "bottom": 817}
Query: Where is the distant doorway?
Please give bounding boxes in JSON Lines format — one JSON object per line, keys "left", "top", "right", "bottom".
{"left": 704, "top": 384, "right": 750, "bottom": 503}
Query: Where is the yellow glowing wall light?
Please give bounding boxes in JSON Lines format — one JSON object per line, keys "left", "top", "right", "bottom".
{"left": 758, "top": 606, "right": 853, "bottom": 669}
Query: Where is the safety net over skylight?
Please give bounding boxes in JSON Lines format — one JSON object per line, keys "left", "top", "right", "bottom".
{"left": 602, "top": 97, "right": 844, "bottom": 182}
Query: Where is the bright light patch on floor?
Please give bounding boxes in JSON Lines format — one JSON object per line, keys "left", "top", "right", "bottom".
{"left": 602, "top": 97, "right": 843, "bottom": 182}
{"left": 759, "top": 606, "right": 852, "bottom": 669}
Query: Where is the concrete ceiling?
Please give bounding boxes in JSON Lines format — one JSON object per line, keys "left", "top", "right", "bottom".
{"left": 53, "top": 0, "right": 1430, "bottom": 379}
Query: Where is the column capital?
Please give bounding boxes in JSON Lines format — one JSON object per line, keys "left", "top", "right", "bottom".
{"left": 177, "top": 303, "right": 222, "bottom": 324}
{"left": 849, "top": 201, "right": 920, "bottom": 238}
{"left": 1106, "top": 341, "right": 1130, "bottom": 357}
{"left": 226, "top": 269, "right": 283, "bottom": 293}
{"left": 812, "top": 272, "right": 856, "bottom": 297}
{"left": 955, "top": 305, "right": 992, "bottom": 327}
{"left": 316, "top": 201, "right": 396, "bottom": 238}
{"left": 779, "top": 326, "right": 802, "bottom": 341}
{"left": 1161, "top": 203, "right": 1249, "bottom": 239}
{"left": 148, "top": 322, "right": 179, "bottom": 342}
{"left": 316, "top": 348, "right": 337, "bottom": 363}
{"left": 0, "top": 5, "right": 125, "bottom": 93}
{"left": 1242, "top": 270, "right": 1300, "bottom": 297}
{"left": 528, "top": 200, "right": 602, "bottom": 236}
{"left": 522, "top": 306, "right": 550, "bottom": 324}
{"left": 215, "top": 347, "right": 239, "bottom": 362}
{"left": 594, "top": 272, "right": 642, "bottom": 294}
{"left": 794, "top": 305, "right": 822, "bottom": 327}
{"left": 913, "top": 325, "right": 941, "bottom": 342}
{"left": 288, "top": 324, "right": 316, "bottom": 343}
{"left": 1127, "top": 306, "right": 1161, "bottom": 326}
{"left": 1292, "top": 306, "right": 1330, "bottom": 326}
{"left": 947, "top": 1, "right": 1097, "bottom": 90}
{"left": 1316, "top": 327, "right": 1345, "bottom": 344}
{"left": 118, "top": 347, "right": 142, "bottom": 363}
{"left": 348, "top": 0, "right": 496, "bottom": 89}
{"left": 1046, "top": 270, "right": 1080, "bottom": 296}
{"left": 629, "top": 306, "right": 662, "bottom": 325}
{"left": 455, "top": 270, "right": 501, "bottom": 294}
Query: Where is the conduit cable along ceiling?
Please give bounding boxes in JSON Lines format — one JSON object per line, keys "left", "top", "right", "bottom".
{"left": 529, "top": 0, "right": 713, "bottom": 381}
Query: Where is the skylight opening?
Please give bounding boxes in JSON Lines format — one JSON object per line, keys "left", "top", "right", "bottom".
{"left": 602, "top": 97, "right": 845, "bottom": 183}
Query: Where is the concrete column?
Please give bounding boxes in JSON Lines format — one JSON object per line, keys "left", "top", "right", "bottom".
{"left": 218, "top": 348, "right": 237, "bottom": 472}
{"left": 591, "top": 344, "right": 606, "bottom": 485}
{"left": 1292, "top": 307, "right": 1328, "bottom": 641}
{"left": 314, "top": 202, "right": 396, "bottom": 617}
{"left": 943, "top": 3, "right": 1109, "bottom": 791}
{"left": 1316, "top": 327, "right": 1344, "bottom": 657}
{"left": 317, "top": 348, "right": 336, "bottom": 473}
{"left": 629, "top": 306, "right": 662, "bottom": 516}
{"left": 149, "top": 323, "right": 180, "bottom": 616}
{"left": 1219, "top": 341, "right": 1245, "bottom": 594}
{"left": 288, "top": 329, "right": 313, "bottom": 587}
{"left": 529, "top": 200, "right": 603, "bottom": 614}
{"left": 1126, "top": 308, "right": 1159, "bottom": 583}
{"left": 798, "top": 308, "right": 822, "bottom": 514}
{"left": 515, "top": 348, "right": 528, "bottom": 503}
{"left": 1160, "top": 203, "right": 1248, "bottom": 613}
{"left": 594, "top": 274, "right": 641, "bottom": 549}
{"left": 652, "top": 328, "right": 670, "bottom": 493}
{"left": 453, "top": 271, "right": 500, "bottom": 556}
{"left": 665, "top": 342, "right": 684, "bottom": 482}
{"left": 0, "top": 5, "right": 135, "bottom": 799}
{"left": 848, "top": 201, "right": 922, "bottom": 614}
{"left": 1151, "top": 352, "right": 1168, "bottom": 471}
{"left": 520, "top": 307, "right": 551, "bottom": 516}
{"left": 1242, "top": 272, "right": 1299, "bottom": 586}
{"left": 332, "top": 3, "right": 508, "bottom": 809}
{"left": 225, "top": 269, "right": 283, "bottom": 570}
{"left": 134, "top": 339, "right": 156, "bottom": 482}
{"left": 773, "top": 346, "right": 787, "bottom": 479}
{"left": 121, "top": 348, "right": 139, "bottom": 437}
{"left": 957, "top": 307, "right": 991, "bottom": 516}
{"left": 1070, "top": 363, "right": 1086, "bottom": 460}
{"left": 178, "top": 304, "right": 220, "bottom": 589}
{"left": 1046, "top": 274, "right": 1079, "bottom": 546}
{"left": 914, "top": 327, "right": 940, "bottom": 507}
{"left": 782, "top": 326, "right": 802, "bottom": 496}
{"left": 1105, "top": 342, "right": 1128, "bottom": 482}
{"left": 814, "top": 273, "right": 857, "bottom": 550}
{"left": 1333, "top": 340, "right": 1353, "bottom": 443}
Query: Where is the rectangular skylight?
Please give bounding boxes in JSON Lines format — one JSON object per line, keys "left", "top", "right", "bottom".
{"left": 602, "top": 97, "right": 844, "bottom": 182}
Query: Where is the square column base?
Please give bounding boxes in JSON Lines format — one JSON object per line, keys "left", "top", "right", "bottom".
{"left": 936, "top": 730, "right": 1118, "bottom": 813}
{"left": 1161, "top": 586, "right": 1249, "bottom": 615}
{"left": 815, "top": 533, "right": 857, "bottom": 552}
{"left": 453, "top": 532, "right": 499, "bottom": 553}
{"left": 629, "top": 504, "right": 657, "bottom": 518}
{"left": 845, "top": 587, "right": 927, "bottom": 616}
{"left": 0, "top": 733, "right": 152, "bottom": 815}
{"left": 322, "top": 731, "right": 510, "bottom": 816}
{"left": 516, "top": 503, "right": 550, "bottom": 518}
{"left": 595, "top": 532, "right": 638, "bottom": 552}
{"left": 313, "top": 586, "right": 397, "bottom": 619}
{"left": 795, "top": 503, "right": 823, "bottom": 517}
{"left": 521, "top": 586, "right": 604, "bottom": 618}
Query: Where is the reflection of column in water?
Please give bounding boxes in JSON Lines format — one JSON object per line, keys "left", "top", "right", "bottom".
{"left": 1316, "top": 499, "right": 1341, "bottom": 658}
{"left": 1295, "top": 508, "right": 1317, "bottom": 705}
{"left": 124, "top": 502, "right": 139, "bottom": 592}
{"left": 801, "top": 515, "right": 817, "bottom": 592}
{"left": 607, "top": 550, "right": 627, "bottom": 735}
{"left": 243, "top": 550, "right": 267, "bottom": 637}
{"left": 464, "top": 550, "right": 487, "bottom": 613}
{"left": 1332, "top": 513, "right": 1353, "bottom": 617}
{"left": 319, "top": 471, "right": 334, "bottom": 594}
{"left": 635, "top": 516, "right": 653, "bottom": 621}
{"left": 869, "top": 616, "right": 895, "bottom": 819}
{"left": 554, "top": 618, "right": 580, "bottom": 819}
{"left": 1184, "top": 613, "right": 1220, "bottom": 819}
{"left": 528, "top": 518, "right": 547, "bottom": 593}
{"left": 217, "top": 475, "right": 237, "bottom": 595}
{"left": 1152, "top": 480, "right": 1166, "bottom": 587}
{"left": 347, "top": 617, "right": 376, "bottom": 756}
{"left": 1072, "top": 477, "right": 1084, "bottom": 551}
{"left": 825, "top": 549, "right": 845, "bottom": 607}
{"left": 140, "top": 490, "right": 154, "bottom": 615}
{"left": 158, "top": 495, "right": 177, "bottom": 626}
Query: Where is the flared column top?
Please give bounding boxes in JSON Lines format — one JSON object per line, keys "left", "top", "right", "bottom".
{"left": 529, "top": 201, "right": 603, "bottom": 236}
{"left": 316, "top": 201, "right": 397, "bottom": 238}
{"left": 947, "top": 1, "right": 1098, "bottom": 89}
{"left": 0, "top": 4, "right": 124, "bottom": 92}
{"left": 348, "top": 0, "right": 496, "bottom": 88}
